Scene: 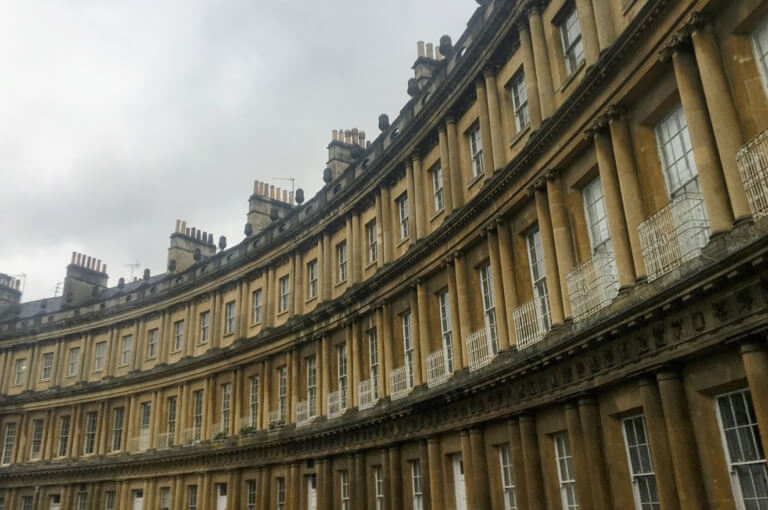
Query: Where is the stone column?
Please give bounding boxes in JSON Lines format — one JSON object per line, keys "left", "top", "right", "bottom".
{"left": 375, "top": 192, "right": 385, "bottom": 268}
{"left": 406, "top": 159, "right": 418, "bottom": 243}
{"left": 446, "top": 118, "right": 464, "bottom": 208}
{"left": 439, "top": 124, "right": 455, "bottom": 214}
{"left": 575, "top": 0, "right": 600, "bottom": 65}
{"left": 320, "top": 336, "right": 330, "bottom": 416}
{"left": 591, "top": 126, "right": 637, "bottom": 287}
{"left": 412, "top": 155, "right": 426, "bottom": 239}
{"left": 519, "top": 415, "right": 545, "bottom": 510}
{"left": 354, "top": 452, "right": 367, "bottom": 509}
{"left": 507, "top": 419, "right": 529, "bottom": 507}
{"left": 322, "top": 233, "right": 332, "bottom": 297}
{"left": 388, "top": 446, "right": 403, "bottom": 510}
{"left": 416, "top": 281, "right": 432, "bottom": 383}
{"left": 528, "top": 4, "right": 555, "bottom": 119}
{"left": 740, "top": 341, "right": 768, "bottom": 456}
{"left": 593, "top": 0, "right": 616, "bottom": 50}
{"left": 294, "top": 249, "right": 304, "bottom": 315}
{"left": 578, "top": 397, "right": 612, "bottom": 508}
{"left": 344, "top": 327, "right": 355, "bottom": 409}
{"left": 289, "top": 463, "right": 301, "bottom": 510}
{"left": 484, "top": 68, "right": 506, "bottom": 170}
{"left": 637, "top": 377, "right": 680, "bottom": 510}
{"left": 656, "top": 370, "right": 707, "bottom": 510}
{"left": 317, "top": 237, "right": 326, "bottom": 301}
{"left": 533, "top": 185, "right": 565, "bottom": 325}
{"left": 382, "top": 304, "right": 394, "bottom": 396}
{"left": 260, "top": 467, "right": 271, "bottom": 509}
{"left": 375, "top": 307, "right": 389, "bottom": 394}
{"left": 518, "top": 19, "right": 542, "bottom": 130}
{"left": 427, "top": 437, "right": 445, "bottom": 510}
{"left": 460, "top": 430, "right": 476, "bottom": 507}
{"left": 380, "top": 186, "right": 393, "bottom": 263}
{"left": 689, "top": 17, "right": 750, "bottom": 221}
{"left": 230, "top": 469, "right": 241, "bottom": 509}
{"left": 409, "top": 288, "right": 423, "bottom": 387}
{"left": 352, "top": 212, "right": 362, "bottom": 283}
{"left": 669, "top": 45, "right": 734, "bottom": 234}
{"left": 454, "top": 253, "right": 472, "bottom": 368}
{"left": 607, "top": 108, "right": 648, "bottom": 280}
{"left": 351, "top": 322, "right": 361, "bottom": 409}
{"left": 487, "top": 228, "right": 510, "bottom": 351}
{"left": 564, "top": 403, "right": 593, "bottom": 509}
{"left": 261, "top": 360, "right": 271, "bottom": 430}
{"left": 475, "top": 78, "right": 495, "bottom": 179}
{"left": 346, "top": 215, "right": 355, "bottom": 283}
{"left": 446, "top": 261, "right": 465, "bottom": 371}
{"left": 546, "top": 173, "right": 575, "bottom": 320}
{"left": 496, "top": 220, "right": 520, "bottom": 345}
{"left": 469, "top": 428, "right": 491, "bottom": 510}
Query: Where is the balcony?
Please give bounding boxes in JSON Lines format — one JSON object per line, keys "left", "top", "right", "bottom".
{"left": 389, "top": 366, "right": 411, "bottom": 401}
{"left": 211, "top": 422, "right": 227, "bottom": 438}
{"left": 466, "top": 327, "right": 497, "bottom": 372}
{"left": 512, "top": 297, "right": 550, "bottom": 350}
{"left": 268, "top": 409, "right": 285, "bottom": 429}
{"left": 296, "top": 400, "right": 312, "bottom": 427}
{"left": 737, "top": 129, "right": 768, "bottom": 219}
{"left": 239, "top": 416, "right": 255, "bottom": 431}
{"left": 566, "top": 251, "right": 619, "bottom": 321}
{"left": 129, "top": 429, "right": 150, "bottom": 452}
{"left": 182, "top": 427, "right": 201, "bottom": 445}
{"left": 426, "top": 348, "right": 452, "bottom": 388}
{"left": 358, "top": 379, "right": 377, "bottom": 410}
{"left": 156, "top": 432, "right": 173, "bottom": 449}
{"left": 327, "top": 390, "right": 345, "bottom": 419}
{"left": 638, "top": 192, "right": 709, "bottom": 282}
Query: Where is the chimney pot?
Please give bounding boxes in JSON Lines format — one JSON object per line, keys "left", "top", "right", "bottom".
{"left": 426, "top": 43, "right": 434, "bottom": 59}
{"left": 417, "top": 41, "right": 425, "bottom": 58}
{"left": 71, "top": 252, "right": 77, "bottom": 264}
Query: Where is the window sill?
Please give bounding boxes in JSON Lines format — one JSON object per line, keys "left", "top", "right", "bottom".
{"left": 466, "top": 172, "right": 484, "bottom": 190}
{"left": 430, "top": 208, "right": 446, "bottom": 223}
{"left": 305, "top": 296, "right": 318, "bottom": 305}
{"left": 364, "top": 260, "right": 378, "bottom": 271}
{"left": 277, "top": 310, "right": 289, "bottom": 317}
{"left": 334, "top": 280, "right": 348, "bottom": 289}
{"left": 144, "top": 356, "right": 156, "bottom": 362}
{"left": 559, "top": 60, "right": 585, "bottom": 93}
{"left": 223, "top": 332, "right": 234, "bottom": 338}
{"left": 250, "top": 320, "right": 263, "bottom": 327}
{"left": 118, "top": 363, "right": 130, "bottom": 368}
{"left": 396, "top": 237, "right": 410, "bottom": 249}
{"left": 92, "top": 368, "right": 105, "bottom": 374}
{"left": 65, "top": 373, "right": 77, "bottom": 379}
{"left": 509, "top": 124, "right": 531, "bottom": 149}
{"left": 39, "top": 377, "right": 52, "bottom": 383}
{"left": 170, "top": 349, "right": 183, "bottom": 354}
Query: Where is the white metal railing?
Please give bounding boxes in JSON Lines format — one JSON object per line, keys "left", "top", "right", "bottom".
{"left": 156, "top": 433, "right": 173, "bottom": 449}
{"left": 638, "top": 192, "right": 710, "bottom": 281}
{"left": 239, "top": 417, "right": 255, "bottom": 431}
{"left": 182, "top": 428, "right": 201, "bottom": 445}
{"left": 566, "top": 251, "right": 619, "bottom": 321}
{"left": 737, "top": 129, "right": 768, "bottom": 219}
{"left": 296, "top": 400, "right": 311, "bottom": 427}
{"left": 129, "top": 429, "right": 150, "bottom": 452}
{"left": 513, "top": 296, "right": 550, "bottom": 349}
{"left": 426, "top": 348, "right": 452, "bottom": 388}
{"left": 389, "top": 366, "right": 411, "bottom": 400}
{"left": 466, "top": 327, "right": 497, "bottom": 372}
{"left": 327, "top": 390, "right": 344, "bottom": 419}
{"left": 211, "top": 422, "right": 227, "bottom": 438}
{"left": 358, "top": 379, "right": 376, "bottom": 410}
{"left": 268, "top": 410, "right": 284, "bottom": 429}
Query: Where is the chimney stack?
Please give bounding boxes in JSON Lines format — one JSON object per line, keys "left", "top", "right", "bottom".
{"left": 246, "top": 180, "right": 295, "bottom": 237}
{"left": 327, "top": 126, "right": 367, "bottom": 180}
{"left": 412, "top": 39, "right": 442, "bottom": 91}
{"left": 168, "top": 221, "right": 217, "bottom": 274}
{"left": 0, "top": 273, "right": 22, "bottom": 314}
{"left": 62, "top": 252, "right": 109, "bottom": 307}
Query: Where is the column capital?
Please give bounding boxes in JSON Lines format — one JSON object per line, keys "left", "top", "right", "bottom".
{"left": 656, "top": 367, "right": 682, "bottom": 382}
{"left": 606, "top": 104, "right": 626, "bottom": 121}
{"left": 740, "top": 338, "right": 768, "bottom": 355}
{"left": 515, "top": 15, "right": 530, "bottom": 33}
{"left": 523, "top": 0, "right": 543, "bottom": 17}
{"left": 482, "top": 66, "right": 497, "bottom": 79}
{"left": 518, "top": 413, "right": 536, "bottom": 424}
{"left": 410, "top": 151, "right": 423, "bottom": 162}
{"left": 659, "top": 29, "right": 692, "bottom": 62}
{"left": 444, "top": 116, "right": 457, "bottom": 126}
{"left": 544, "top": 168, "right": 560, "bottom": 181}
{"left": 584, "top": 114, "right": 610, "bottom": 138}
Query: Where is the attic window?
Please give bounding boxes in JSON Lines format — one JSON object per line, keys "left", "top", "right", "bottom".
{"left": 390, "top": 128, "right": 401, "bottom": 141}
{"left": 457, "top": 46, "right": 467, "bottom": 58}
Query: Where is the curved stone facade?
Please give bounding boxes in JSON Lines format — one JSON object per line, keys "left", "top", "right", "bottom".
{"left": 3, "top": 0, "right": 768, "bottom": 508}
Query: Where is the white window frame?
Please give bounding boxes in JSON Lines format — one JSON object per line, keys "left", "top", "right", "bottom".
{"left": 469, "top": 123, "right": 484, "bottom": 177}
{"left": 41, "top": 352, "right": 54, "bottom": 381}
{"left": 112, "top": 407, "right": 124, "bottom": 452}
{"left": 432, "top": 163, "right": 444, "bottom": 212}
{"left": 583, "top": 177, "right": 612, "bottom": 254}
{"left": 336, "top": 242, "right": 348, "bottom": 283}
{"left": 307, "top": 355, "right": 317, "bottom": 418}
{"left": 252, "top": 289, "right": 263, "bottom": 324}
{"left": 1, "top": 423, "right": 16, "bottom": 465}
{"left": 374, "top": 466, "right": 385, "bottom": 510}
{"left": 193, "top": 390, "right": 203, "bottom": 442}
{"left": 67, "top": 347, "right": 80, "bottom": 377}
{"left": 715, "top": 388, "right": 768, "bottom": 510}
{"left": 554, "top": 432, "right": 578, "bottom": 510}
{"left": 173, "top": 320, "right": 184, "bottom": 352}
{"left": 559, "top": 2, "right": 584, "bottom": 75}
{"left": 199, "top": 311, "right": 210, "bottom": 344}
{"left": 94, "top": 341, "right": 107, "bottom": 371}
{"left": 622, "top": 415, "right": 660, "bottom": 510}
{"left": 438, "top": 290, "right": 454, "bottom": 373}
{"left": 14, "top": 358, "right": 26, "bottom": 386}
{"left": 655, "top": 105, "right": 701, "bottom": 199}
{"left": 510, "top": 69, "right": 529, "bottom": 132}
{"left": 751, "top": 19, "right": 768, "bottom": 95}
{"left": 83, "top": 411, "right": 97, "bottom": 455}
{"left": 479, "top": 263, "right": 499, "bottom": 354}
{"left": 225, "top": 301, "right": 236, "bottom": 334}
{"left": 147, "top": 329, "right": 159, "bottom": 359}
{"left": 397, "top": 193, "right": 410, "bottom": 240}
{"left": 411, "top": 459, "right": 424, "bottom": 510}
{"left": 105, "top": 491, "right": 116, "bottom": 510}
{"left": 249, "top": 376, "right": 259, "bottom": 427}
{"left": 368, "top": 329, "right": 379, "bottom": 399}
{"left": 247, "top": 480, "right": 257, "bottom": 510}
{"left": 29, "top": 419, "right": 44, "bottom": 460}
{"left": 160, "top": 487, "right": 170, "bottom": 510}
{"left": 402, "top": 311, "right": 415, "bottom": 388}
{"left": 527, "top": 227, "right": 551, "bottom": 331}
{"left": 279, "top": 275, "right": 290, "bottom": 313}
{"left": 308, "top": 260, "right": 318, "bottom": 299}
{"left": 276, "top": 476, "right": 286, "bottom": 510}
{"left": 167, "top": 396, "right": 177, "bottom": 445}
{"left": 366, "top": 220, "right": 378, "bottom": 263}
{"left": 58, "top": 415, "right": 70, "bottom": 457}
{"left": 277, "top": 366, "right": 287, "bottom": 422}
{"left": 499, "top": 445, "right": 518, "bottom": 510}
{"left": 120, "top": 335, "right": 133, "bottom": 366}
{"left": 188, "top": 485, "right": 198, "bottom": 510}
{"left": 341, "top": 470, "right": 351, "bottom": 510}
{"left": 220, "top": 383, "right": 231, "bottom": 435}
{"left": 337, "top": 344, "right": 348, "bottom": 409}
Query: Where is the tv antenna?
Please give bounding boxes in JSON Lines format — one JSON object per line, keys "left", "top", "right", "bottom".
{"left": 52, "top": 282, "right": 63, "bottom": 297}
{"left": 125, "top": 261, "right": 140, "bottom": 281}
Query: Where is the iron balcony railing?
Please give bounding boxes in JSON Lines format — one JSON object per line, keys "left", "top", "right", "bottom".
{"left": 566, "top": 251, "right": 619, "bottom": 321}
{"left": 129, "top": 429, "right": 150, "bottom": 452}
{"left": 466, "top": 327, "right": 497, "bottom": 372}
{"left": 296, "top": 400, "right": 311, "bottom": 427}
{"left": 389, "top": 366, "right": 411, "bottom": 400}
{"left": 211, "top": 422, "right": 226, "bottom": 438}
{"left": 239, "top": 417, "right": 255, "bottom": 431}
{"left": 358, "top": 379, "right": 376, "bottom": 410}
{"left": 268, "top": 409, "right": 285, "bottom": 429}
{"left": 327, "top": 390, "right": 344, "bottom": 419}
{"left": 426, "top": 348, "right": 452, "bottom": 388}
{"left": 737, "top": 129, "right": 768, "bottom": 219}
{"left": 156, "top": 433, "right": 173, "bottom": 449}
{"left": 638, "top": 192, "right": 709, "bottom": 281}
{"left": 513, "top": 296, "right": 550, "bottom": 349}
{"left": 182, "top": 427, "right": 201, "bottom": 445}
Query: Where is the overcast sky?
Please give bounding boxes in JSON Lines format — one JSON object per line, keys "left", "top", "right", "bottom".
{"left": 0, "top": 0, "right": 477, "bottom": 302}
